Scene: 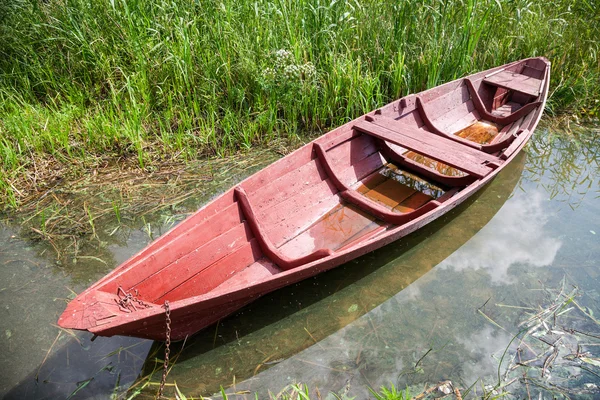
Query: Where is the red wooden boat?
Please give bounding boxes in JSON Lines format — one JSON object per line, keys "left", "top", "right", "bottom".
{"left": 59, "top": 57, "right": 550, "bottom": 341}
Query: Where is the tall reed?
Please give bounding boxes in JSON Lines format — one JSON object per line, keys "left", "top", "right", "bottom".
{"left": 0, "top": 0, "right": 598, "bottom": 208}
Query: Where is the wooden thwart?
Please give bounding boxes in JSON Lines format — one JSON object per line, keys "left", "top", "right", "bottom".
{"left": 354, "top": 118, "right": 496, "bottom": 178}
{"left": 483, "top": 71, "right": 542, "bottom": 97}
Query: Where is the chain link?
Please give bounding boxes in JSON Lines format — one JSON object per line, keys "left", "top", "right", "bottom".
{"left": 157, "top": 300, "right": 171, "bottom": 399}
{"left": 115, "top": 286, "right": 151, "bottom": 313}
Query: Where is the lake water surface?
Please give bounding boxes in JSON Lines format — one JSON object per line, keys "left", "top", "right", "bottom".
{"left": 1, "top": 123, "right": 599, "bottom": 399}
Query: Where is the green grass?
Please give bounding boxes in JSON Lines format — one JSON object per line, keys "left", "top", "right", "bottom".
{"left": 0, "top": 0, "right": 599, "bottom": 209}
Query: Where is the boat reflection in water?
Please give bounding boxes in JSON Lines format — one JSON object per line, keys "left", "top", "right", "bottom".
{"left": 133, "top": 152, "right": 527, "bottom": 398}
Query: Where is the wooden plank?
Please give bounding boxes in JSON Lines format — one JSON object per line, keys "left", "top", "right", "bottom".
{"left": 335, "top": 150, "right": 387, "bottom": 187}
{"left": 431, "top": 99, "right": 478, "bottom": 133}
{"left": 156, "top": 239, "right": 264, "bottom": 302}
{"left": 420, "top": 84, "right": 471, "bottom": 122}
{"left": 501, "top": 129, "right": 530, "bottom": 159}
{"left": 316, "top": 127, "right": 358, "bottom": 152}
{"left": 134, "top": 221, "right": 254, "bottom": 298}
{"left": 101, "top": 203, "right": 243, "bottom": 294}
{"left": 526, "top": 58, "right": 547, "bottom": 71}
{"left": 493, "top": 117, "right": 522, "bottom": 143}
{"left": 355, "top": 120, "right": 493, "bottom": 178}
{"left": 335, "top": 225, "right": 387, "bottom": 252}
{"left": 244, "top": 145, "right": 314, "bottom": 194}
{"left": 492, "top": 87, "right": 510, "bottom": 110}
{"left": 363, "top": 179, "right": 416, "bottom": 209}
{"left": 483, "top": 71, "right": 542, "bottom": 97}
{"left": 260, "top": 178, "right": 338, "bottom": 227}
{"left": 268, "top": 196, "right": 342, "bottom": 247}
{"left": 327, "top": 134, "right": 379, "bottom": 169}
{"left": 446, "top": 106, "right": 481, "bottom": 134}
{"left": 520, "top": 106, "right": 538, "bottom": 130}
{"left": 493, "top": 101, "right": 522, "bottom": 117}
{"left": 521, "top": 65, "right": 545, "bottom": 79}
{"left": 211, "top": 258, "right": 280, "bottom": 292}
{"left": 398, "top": 109, "right": 426, "bottom": 128}
{"left": 278, "top": 204, "right": 378, "bottom": 259}
{"left": 370, "top": 116, "right": 497, "bottom": 166}
{"left": 394, "top": 192, "right": 432, "bottom": 213}
{"left": 251, "top": 159, "right": 328, "bottom": 215}
{"left": 353, "top": 169, "right": 389, "bottom": 194}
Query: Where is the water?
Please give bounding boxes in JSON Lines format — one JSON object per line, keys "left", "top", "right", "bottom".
{"left": 1, "top": 124, "right": 598, "bottom": 399}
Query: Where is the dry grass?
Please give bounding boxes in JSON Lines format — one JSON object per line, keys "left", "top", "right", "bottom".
{"left": 1, "top": 142, "right": 292, "bottom": 265}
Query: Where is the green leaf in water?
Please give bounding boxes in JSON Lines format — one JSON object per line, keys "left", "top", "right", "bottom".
{"left": 5, "top": 329, "right": 12, "bottom": 339}
{"left": 174, "top": 381, "right": 188, "bottom": 400}
{"left": 581, "top": 357, "right": 600, "bottom": 367}
{"left": 347, "top": 304, "right": 358, "bottom": 313}
{"left": 67, "top": 363, "right": 113, "bottom": 399}
{"left": 67, "top": 377, "right": 94, "bottom": 399}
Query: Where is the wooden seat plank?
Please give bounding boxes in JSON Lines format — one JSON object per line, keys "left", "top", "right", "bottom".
{"left": 367, "top": 116, "right": 498, "bottom": 165}
{"left": 483, "top": 71, "right": 542, "bottom": 97}
{"left": 354, "top": 120, "right": 494, "bottom": 178}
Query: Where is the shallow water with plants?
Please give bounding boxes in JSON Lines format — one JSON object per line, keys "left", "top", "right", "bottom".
{"left": 1, "top": 122, "right": 599, "bottom": 399}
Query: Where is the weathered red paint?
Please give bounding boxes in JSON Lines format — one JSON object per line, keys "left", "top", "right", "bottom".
{"left": 58, "top": 57, "right": 550, "bottom": 341}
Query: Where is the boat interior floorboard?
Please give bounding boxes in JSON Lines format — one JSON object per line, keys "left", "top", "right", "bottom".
{"left": 277, "top": 203, "right": 381, "bottom": 259}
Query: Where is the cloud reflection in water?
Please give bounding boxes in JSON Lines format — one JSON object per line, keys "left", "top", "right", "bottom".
{"left": 439, "top": 190, "right": 562, "bottom": 283}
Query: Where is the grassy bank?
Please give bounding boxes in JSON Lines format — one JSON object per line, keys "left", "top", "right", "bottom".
{"left": 1, "top": 0, "right": 599, "bottom": 209}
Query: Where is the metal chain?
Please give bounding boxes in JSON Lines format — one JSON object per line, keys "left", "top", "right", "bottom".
{"left": 115, "top": 286, "right": 151, "bottom": 313}
{"left": 157, "top": 301, "right": 171, "bottom": 399}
